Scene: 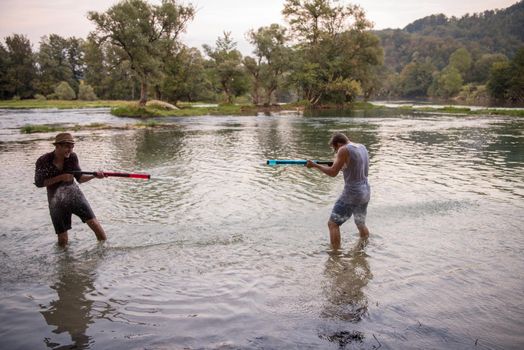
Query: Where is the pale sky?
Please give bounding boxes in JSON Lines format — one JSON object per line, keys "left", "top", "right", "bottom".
{"left": 0, "top": 0, "right": 518, "bottom": 55}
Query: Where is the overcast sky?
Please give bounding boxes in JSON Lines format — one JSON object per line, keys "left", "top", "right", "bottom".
{"left": 0, "top": 0, "right": 518, "bottom": 54}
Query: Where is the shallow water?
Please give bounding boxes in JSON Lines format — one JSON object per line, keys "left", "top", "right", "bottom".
{"left": 0, "top": 109, "right": 523, "bottom": 349}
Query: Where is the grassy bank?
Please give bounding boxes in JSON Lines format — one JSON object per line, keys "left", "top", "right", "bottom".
{"left": 2, "top": 99, "right": 523, "bottom": 117}
{"left": 110, "top": 103, "right": 261, "bottom": 118}
{"left": 20, "top": 120, "right": 176, "bottom": 134}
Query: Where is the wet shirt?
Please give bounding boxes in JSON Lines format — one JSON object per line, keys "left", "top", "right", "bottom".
{"left": 340, "top": 143, "right": 370, "bottom": 205}
{"left": 34, "top": 151, "right": 83, "bottom": 199}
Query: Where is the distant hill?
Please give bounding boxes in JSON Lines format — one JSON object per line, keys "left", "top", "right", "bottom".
{"left": 374, "top": 1, "right": 524, "bottom": 72}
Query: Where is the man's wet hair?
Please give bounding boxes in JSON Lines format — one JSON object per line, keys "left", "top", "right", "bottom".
{"left": 329, "top": 133, "right": 349, "bottom": 147}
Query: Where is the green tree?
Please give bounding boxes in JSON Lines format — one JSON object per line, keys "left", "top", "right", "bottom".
{"left": 398, "top": 59, "right": 435, "bottom": 97}
{"left": 36, "top": 34, "right": 79, "bottom": 95}
{"left": 247, "top": 24, "right": 291, "bottom": 105}
{"left": 507, "top": 47, "right": 524, "bottom": 103}
{"left": 88, "top": 0, "right": 195, "bottom": 105}
{"left": 2, "top": 34, "right": 36, "bottom": 98}
{"left": 282, "top": 0, "right": 382, "bottom": 105}
{"left": 487, "top": 61, "right": 511, "bottom": 101}
{"left": 471, "top": 53, "right": 508, "bottom": 83}
{"left": 487, "top": 47, "right": 524, "bottom": 103}
{"left": 83, "top": 36, "right": 108, "bottom": 98}
{"left": 203, "top": 32, "right": 249, "bottom": 104}
{"left": 243, "top": 56, "right": 264, "bottom": 105}
{"left": 66, "top": 37, "right": 85, "bottom": 84}
{"left": 448, "top": 47, "right": 472, "bottom": 75}
{"left": 0, "top": 43, "right": 10, "bottom": 99}
{"left": 83, "top": 36, "right": 138, "bottom": 100}
{"left": 428, "top": 66, "right": 463, "bottom": 98}
{"left": 160, "top": 46, "right": 212, "bottom": 102}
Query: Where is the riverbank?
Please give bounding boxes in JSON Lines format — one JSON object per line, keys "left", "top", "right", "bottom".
{"left": 20, "top": 120, "right": 176, "bottom": 134}
{"left": 1, "top": 99, "right": 523, "bottom": 117}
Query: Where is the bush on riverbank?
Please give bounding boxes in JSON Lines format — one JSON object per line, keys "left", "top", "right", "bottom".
{"left": 20, "top": 123, "right": 109, "bottom": 134}
{"left": 54, "top": 82, "right": 76, "bottom": 100}
{"left": 110, "top": 103, "right": 260, "bottom": 117}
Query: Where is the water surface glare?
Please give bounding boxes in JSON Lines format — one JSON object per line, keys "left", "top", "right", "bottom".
{"left": 0, "top": 110, "right": 523, "bottom": 349}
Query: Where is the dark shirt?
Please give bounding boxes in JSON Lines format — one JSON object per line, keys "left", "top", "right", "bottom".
{"left": 34, "top": 151, "right": 83, "bottom": 196}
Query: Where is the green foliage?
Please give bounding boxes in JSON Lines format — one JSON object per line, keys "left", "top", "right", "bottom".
{"left": 34, "top": 94, "right": 46, "bottom": 101}
{"left": 448, "top": 48, "right": 472, "bottom": 74}
{"left": 54, "top": 81, "right": 76, "bottom": 100}
{"left": 325, "top": 78, "right": 362, "bottom": 104}
{"left": 0, "top": 99, "right": 130, "bottom": 109}
{"left": 88, "top": 0, "right": 195, "bottom": 105}
{"left": 398, "top": 2, "right": 523, "bottom": 57}
{"left": 36, "top": 34, "right": 82, "bottom": 95}
{"left": 456, "top": 84, "right": 490, "bottom": 105}
{"left": 507, "top": 47, "right": 524, "bottom": 103}
{"left": 203, "top": 32, "right": 249, "bottom": 104}
{"left": 246, "top": 24, "right": 291, "bottom": 105}
{"left": 21, "top": 124, "right": 62, "bottom": 134}
{"left": 1, "top": 34, "right": 36, "bottom": 99}
{"left": 111, "top": 105, "right": 163, "bottom": 118}
{"left": 110, "top": 102, "right": 260, "bottom": 117}
{"left": 487, "top": 47, "right": 524, "bottom": 103}
{"left": 471, "top": 53, "right": 508, "bottom": 82}
{"left": 397, "top": 60, "right": 435, "bottom": 97}
{"left": 159, "top": 46, "right": 213, "bottom": 103}
{"left": 78, "top": 83, "right": 98, "bottom": 101}
{"left": 282, "top": 0, "right": 382, "bottom": 105}
{"left": 428, "top": 66, "right": 463, "bottom": 98}
{"left": 487, "top": 61, "right": 512, "bottom": 100}
{"left": 374, "top": 2, "right": 524, "bottom": 102}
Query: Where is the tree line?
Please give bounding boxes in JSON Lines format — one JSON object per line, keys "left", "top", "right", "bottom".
{"left": 0, "top": 0, "right": 382, "bottom": 107}
{"left": 0, "top": 0, "right": 522, "bottom": 106}
{"left": 375, "top": 1, "right": 524, "bottom": 104}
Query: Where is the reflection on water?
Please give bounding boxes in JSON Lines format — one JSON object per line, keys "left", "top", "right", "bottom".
{"left": 321, "top": 238, "right": 372, "bottom": 322}
{"left": 40, "top": 250, "right": 108, "bottom": 350}
{"left": 320, "top": 238, "right": 372, "bottom": 348}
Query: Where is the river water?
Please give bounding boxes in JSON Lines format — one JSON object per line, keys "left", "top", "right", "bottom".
{"left": 0, "top": 108, "right": 522, "bottom": 349}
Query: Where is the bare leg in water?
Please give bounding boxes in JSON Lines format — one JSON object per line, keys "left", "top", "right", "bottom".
{"left": 328, "top": 220, "right": 342, "bottom": 250}
{"left": 57, "top": 232, "right": 68, "bottom": 247}
{"left": 328, "top": 220, "right": 370, "bottom": 250}
{"left": 86, "top": 218, "right": 107, "bottom": 241}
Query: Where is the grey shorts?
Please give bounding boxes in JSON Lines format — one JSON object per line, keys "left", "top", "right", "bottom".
{"left": 329, "top": 198, "right": 368, "bottom": 226}
{"left": 48, "top": 185, "right": 95, "bottom": 234}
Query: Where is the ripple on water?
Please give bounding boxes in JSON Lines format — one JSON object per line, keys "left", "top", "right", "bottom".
{"left": 1, "top": 112, "right": 523, "bottom": 349}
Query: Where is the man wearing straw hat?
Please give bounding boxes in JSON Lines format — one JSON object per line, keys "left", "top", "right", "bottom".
{"left": 34, "top": 132, "right": 107, "bottom": 247}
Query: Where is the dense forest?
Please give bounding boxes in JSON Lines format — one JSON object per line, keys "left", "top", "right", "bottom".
{"left": 374, "top": 1, "right": 524, "bottom": 104}
{"left": 0, "top": 0, "right": 522, "bottom": 106}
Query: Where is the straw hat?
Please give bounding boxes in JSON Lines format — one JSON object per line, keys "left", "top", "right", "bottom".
{"left": 53, "top": 132, "right": 75, "bottom": 145}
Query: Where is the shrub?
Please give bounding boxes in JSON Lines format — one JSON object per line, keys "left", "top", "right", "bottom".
{"left": 54, "top": 81, "right": 76, "bottom": 100}
{"left": 34, "top": 94, "right": 47, "bottom": 101}
{"left": 78, "top": 84, "right": 98, "bottom": 101}
{"left": 111, "top": 105, "right": 163, "bottom": 118}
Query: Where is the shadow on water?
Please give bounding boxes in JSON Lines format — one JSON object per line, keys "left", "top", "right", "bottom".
{"left": 40, "top": 249, "right": 106, "bottom": 350}
{"left": 319, "top": 238, "right": 373, "bottom": 348}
